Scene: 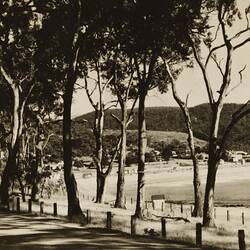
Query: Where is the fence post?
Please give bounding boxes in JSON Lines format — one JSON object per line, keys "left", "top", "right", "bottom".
{"left": 16, "top": 197, "right": 20, "bottom": 213}
{"left": 191, "top": 205, "right": 193, "bottom": 216}
{"left": 106, "top": 212, "right": 112, "bottom": 230}
{"left": 131, "top": 215, "right": 136, "bottom": 237}
{"left": 87, "top": 209, "right": 91, "bottom": 224}
{"left": 196, "top": 223, "right": 202, "bottom": 248}
{"left": 40, "top": 201, "right": 44, "bottom": 214}
{"left": 242, "top": 212, "right": 245, "bottom": 225}
{"left": 131, "top": 197, "right": 133, "bottom": 204}
{"left": 238, "top": 229, "right": 246, "bottom": 250}
{"left": 161, "top": 218, "right": 166, "bottom": 238}
{"left": 181, "top": 203, "right": 183, "bottom": 214}
{"left": 214, "top": 208, "right": 216, "bottom": 219}
{"left": 28, "top": 199, "right": 32, "bottom": 213}
{"left": 124, "top": 196, "right": 126, "bottom": 205}
{"left": 161, "top": 202, "right": 164, "bottom": 212}
{"left": 227, "top": 210, "right": 230, "bottom": 222}
{"left": 53, "top": 203, "right": 57, "bottom": 216}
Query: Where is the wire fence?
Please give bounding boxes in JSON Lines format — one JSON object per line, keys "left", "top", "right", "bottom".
{"left": 7, "top": 195, "right": 249, "bottom": 250}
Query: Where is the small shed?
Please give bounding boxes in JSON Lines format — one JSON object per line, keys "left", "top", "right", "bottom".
{"left": 151, "top": 194, "right": 165, "bottom": 210}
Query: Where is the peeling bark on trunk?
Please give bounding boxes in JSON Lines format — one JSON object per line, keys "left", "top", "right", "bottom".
{"left": 135, "top": 91, "right": 147, "bottom": 219}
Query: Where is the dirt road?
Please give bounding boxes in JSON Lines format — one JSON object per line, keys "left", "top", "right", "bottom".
{"left": 0, "top": 212, "right": 199, "bottom": 250}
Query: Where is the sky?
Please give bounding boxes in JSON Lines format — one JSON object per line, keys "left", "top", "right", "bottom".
{"left": 71, "top": 0, "right": 250, "bottom": 117}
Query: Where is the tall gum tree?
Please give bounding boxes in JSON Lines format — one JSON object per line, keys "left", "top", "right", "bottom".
{"left": 62, "top": 0, "right": 83, "bottom": 217}
{"left": 164, "top": 63, "right": 203, "bottom": 217}
{"left": 0, "top": 1, "right": 38, "bottom": 206}
{"left": 123, "top": 0, "right": 203, "bottom": 219}
{"left": 189, "top": 0, "right": 250, "bottom": 227}
{"left": 110, "top": 57, "right": 138, "bottom": 209}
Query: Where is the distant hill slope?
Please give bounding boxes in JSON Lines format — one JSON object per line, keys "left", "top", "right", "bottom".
{"left": 77, "top": 103, "right": 250, "bottom": 152}
{"left": 104, "top": 129, "right": 207, "bottom": 148}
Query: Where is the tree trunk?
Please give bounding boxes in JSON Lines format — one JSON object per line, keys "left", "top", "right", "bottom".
{"left": 191, "top": 155, "right": 203, "bottom": 217}
{"left": 115, "top": 115, "right": 127, "bottom": 208}
{"left": 62, "top": 0, "right": 82, "bottom": 218}
{"left": 94, "top": 107, "right": 105, "bottom": 203}
{"left": 96, "top": 171, "right": 107, "bottom": 203}
{"left": 63, "top": 82, "right": 82, "bottom": 217}
{"left": 0, "top": 144, "right": 18, "bottom": 206}
{"left": 17, "top": 175, "right": 26, "bottom": 202}
{"left": 135, "top": 91, "right": 147, "bottom": 219}
{"left": 0, "top": 86, "right": 20, "bottom": 206}
{"left": 187, "top": 126, "right": 202, "bottom": 217}
{"left": 202, "top": 157, "right": 218, "bottom": 227}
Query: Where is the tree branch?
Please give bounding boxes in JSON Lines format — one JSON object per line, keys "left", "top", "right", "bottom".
{"left": 189, "top": 37, "right": 215, "bottom": 106}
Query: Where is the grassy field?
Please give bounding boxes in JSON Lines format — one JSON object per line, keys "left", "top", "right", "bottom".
{"left": 75, "top": 160, "right": 250, "bottom": 206}
{"left": 38, "top": 160, "right": 250, "bottom": 249}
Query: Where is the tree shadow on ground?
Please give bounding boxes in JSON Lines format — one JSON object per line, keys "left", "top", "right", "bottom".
{"left": 0, "top": 212, "right": 210, "bottom": 249}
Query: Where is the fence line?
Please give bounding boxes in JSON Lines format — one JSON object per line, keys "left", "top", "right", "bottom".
{"left": 6, "top": 196, "right": 247, "bottom": 250}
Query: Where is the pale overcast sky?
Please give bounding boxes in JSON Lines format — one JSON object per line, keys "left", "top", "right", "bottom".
{"left": 72, "top": 0, "right": 250, "bottom": 117}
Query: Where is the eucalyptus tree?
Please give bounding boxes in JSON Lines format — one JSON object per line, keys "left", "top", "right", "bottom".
{"left": 82, "top": 37, "right": 122, "bottom": 204}
{"left": 121, "top": 0, "right": 204, "bottom": 219}
{"left": 32, "top": 0, "right": 85, "bottom": 216}
{"left": 0, "top": 0, "right": 41, "bottom": 206}
{"left": 106, "top": 55, "right": 138, "bottom": 208}
{"left": 189, "top": 0, "right": 250, "bottom": 227}
{"left": 164, "top": 64, "right": 203, "bottom": 217}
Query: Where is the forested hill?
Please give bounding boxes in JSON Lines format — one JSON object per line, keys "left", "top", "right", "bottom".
{"left": 77, "top": 103, "right": 250, "bottom": 152}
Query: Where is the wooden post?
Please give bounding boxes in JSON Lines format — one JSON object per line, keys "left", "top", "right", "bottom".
{"left": 238, "top": 230, "right": 246, "bottom": 250}
{"left": 196, "top": 223, "right": 202, "bottom": 248}
{"left": 161, "top": 202, "right": 164, "bottom": 212}
{"left": 124, "top": 196, "right": 126, "bottom": 205}
{"left": 214, "top": 208, "right": 216, "bottom": 219}
{"left": 40, "top": 201, "right": 44, "bottom": 214}
{"left": 87, "top": 209, "right": 91, "bottom": 224}
{"left": 53, "top": 203, "right": 57, "bottom": 216}
{"left": 242, "top": 212, "right": 245, "bottom": 225}
{"left": 28, "top": 199, "right": 32, "bottom": 213}
{"left": 131, "top": 215, "right": 136, "bottom": 237}
{"left": 16, "top": 197, "right": 20, "bottom": 213}
{"left": 131, "top": 197, "right": 133, "bottom": 204}
{"left": 227, "top": 210, "right": 230, "bottom": 222}
{"left": 170, "top": 203, "right": 172, "bottom": 211}
{"left": 106, "top": 212, "right": 112, "bottom": 230}
{"left": 191, "top": 205, "right": 193, "bottom": 216}
{"left": 161, "top": 218, "right": 166, "bottom": 238}
{"left": 181, "top": 203, "right": 183, "bottom": 214}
